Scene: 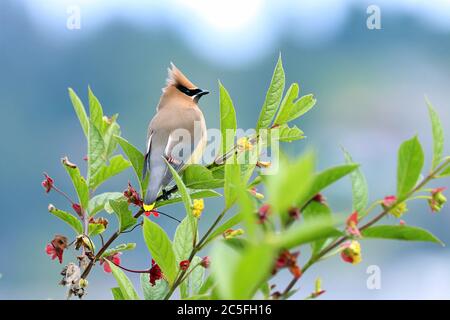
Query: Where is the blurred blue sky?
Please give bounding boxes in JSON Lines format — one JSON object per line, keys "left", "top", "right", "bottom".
{"left": 0, "top": 0, "right": 450, "bottom": 299}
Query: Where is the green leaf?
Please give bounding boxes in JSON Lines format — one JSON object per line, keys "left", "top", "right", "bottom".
{"left": 362, "top": 225, "right": 444, "bottom": 245}
{"left": 267, "top": 152, "right": 315, "bottom": 215}
{"left": 108, "top": 199, "right": 137, "bottom": 232}
{"left": 164, "top": 158, "right": 193, "bottom": 219}
{"left": 270, "top": 216, "right": 341, "bottom": 249}
{"left": 427, "top": 99, "right": 444, "bottom": 170}
{"left": 88, "top": 192, "right": 124, "bottom": 217}
{"left": 439, "top": 165, "right": 450, "bottom": 177}
{"left": 142, "top": 218, "right": 178, "bottom": 284}
{"left": 111, "top": 287, "right": 125, "bottom": 300}
{"left": 108, "top": 262, "right": 140, "bottom": 300}
{"left": 88, "top": 86, "right": 104, "bottom": 131}
{"left": 68, "top": 88, "right": 89, "bottom": 137}
{"left": 116, "top": 136, "right": 148, "bottom": 194}
{"left": 62, "top": 159, "right": 89, "bottom": 210}
{"left": 182, "top": 165, "right": 224, "bottom": 189}
{"left": 102, "top": 243, "right": 136, "bottom": 258}
{"left": 89, "top": 155, "right": 131, "bottom": 190}
{"left": 230, "top": 244, "right": 275, "bottom": 299}
{"left": 140, "top": 273, "right": 169, "bottom": 300}
{"left": 88, "top": 122, "right": 106, "bottom": 182}
{"left": 189, "top": 256, "right": 205, "bottom": 296}
{"left": 298, "top": 163, "right": 359, "bottom": 209}
{"left": 273, "top": 83, "right": 300, "bottom": 125}
{"left": 285, "top": 94, "right": 316, "bottom": 122}
{"left": 173, "top": 217, "right": 195, "bottom": 263}
{"left": 397, "top": 136, "right": 425, "bottom": 200}
{"left": 210, "top": 241, "right": 241, "bottom": 299}
{"left": 156, "top": 190, "right": 221, "bottom": 208}
{"left": 219, "top": 81, "right": 237, "bottom": 155}
{"left": 103, "top": 120, "right": 121, "bottom": 158}
{"left": 342, "top": 148, "right": 368, "bottom": 214}
{"left": 88, "top": 223, "right": 106, "bottom": 237}
{"left": 256, "top": 54, "right": 285, "bottom": 131}
{"left": 224, "top": 156, "right": 241, "bottom": 209}
{"left": 277, "top": 124, "right": 305, "bottom": 142}
{"left": 50, "top": 207, "right": 83, "bottom": 234}
{"left": 303, "top": 201, "right": 334, "bottom": 256}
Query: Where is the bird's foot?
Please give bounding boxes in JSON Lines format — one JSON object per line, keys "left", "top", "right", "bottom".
{"left": 166, "top": 155, "right": 181, "bottom": 165}
{"left": 161, "top": 188, "right": 171, "bottom": 201}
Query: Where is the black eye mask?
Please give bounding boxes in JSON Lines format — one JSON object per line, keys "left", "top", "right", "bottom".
{"left": 176, "top": 85, "right": 202, "bottom": 97}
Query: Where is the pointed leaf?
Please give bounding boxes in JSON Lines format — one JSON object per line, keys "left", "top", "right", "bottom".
{"left": 224, "top": 155, "right": 241, "bottom": 209}
{"left": 297, "top": 163, "right": 359, "bottom": 209}
{"left": 219, "top": 82, "right": 237, "bottom": 155}
{"left": 142, "top": 218, "right": 177, "bottom": 284}
{"left": 362, "top": 225, "right": 443, "bottom": 245}
{"left": 140, "top": 274, "right": 169, "bottom": 300}
{"left": 342, "top": 148, "right": 368, "bottom": 214}
{"left": 286, "top": 94, "right": 316, "bottom": 122}
{"left": 164, "top": 158, "right": 193, "bottom": 218}
{"left": 256, "top": 55, "right": 285, "bottom": 131}
{"left": 68, "top": 88, "right": 88, "bottom": 137}
{"left": 111, "top": 287, "right": 125, "bottom": 300}
{"left": 88, "top": 87, "right": 103, "bottom": 131}
{"left": 173, "top": 217, "right": 195, "bottom": 263}
{"left": 116, "top": 136, "right": 148, "bottom": 194}
{"left": 397, "top": 136, "right": 424, "bottom": 200}
{"left": 108, "top": 199, "right": 137, "bottom": 232}
{"left": 89, "top": 155, "right": 131, "bottom": 190}
{"left": 62, "top": 159, "right": 89, "bottom": 210}
{"left": 88, "top": 192, "right": 124, "bottom": 217}
{"left": 274, "top": 83, "right": 300, "bottom": 125}
{"left": 427, "top": 100, "right": 444, "bottom": 170}
{"left": 108, "top": 262, "right": 140, "bottom": 300}
{"left": 102, "top": 243, "right": 136, "bottom": 258}
{"left": 50, "top": 208, "right": 83, "bottom": 234}
{"left": 88, "top": 122, "right": 106, "bottom": 182}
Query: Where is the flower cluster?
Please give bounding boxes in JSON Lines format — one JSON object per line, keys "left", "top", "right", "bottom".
{"left": 237, "top": 137, "right": 253, "bottom": 151}
{"left": 192, "top": 199, "right": 205, "bottom": 218}
{"left": 41, "top": 173, "right": 54, "bottom": 193}
{"left": 124, "top": 182, "right": 143, "bottom": 207}
{"left": 346, "top": 211, "right": 361, "bottom": 237}
{"left": 223, "top": 228, "right": 244, "bottom": 239}
{"left": 149, "top": 259, "right": 163, "bottom": 286}
{"left": 341, "top": 240, "right": 362, "bottom": 265}
{"left": 429, "top": 187, "right": 447, "bottom": 212}
{"left": 273, "top": 250, "right": 301, "bottom": 279}
{"left": 46, "top": 235, "right": 68, "bottom": 264}
{"left": 382, "top": 195, "right": 408, "bottom": 218}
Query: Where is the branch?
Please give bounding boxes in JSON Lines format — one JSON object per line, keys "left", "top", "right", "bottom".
{"left": 280, "top": 157, "right": 450, "bottom": 298}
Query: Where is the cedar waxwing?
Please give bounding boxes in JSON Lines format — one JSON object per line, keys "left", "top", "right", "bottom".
{"left": 142, "top": 63, "right": 209, "bottom": 210}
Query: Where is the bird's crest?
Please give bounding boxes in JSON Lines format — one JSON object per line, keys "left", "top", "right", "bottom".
{"left": 165, "top": 63, "right": 197, "bottom": 91}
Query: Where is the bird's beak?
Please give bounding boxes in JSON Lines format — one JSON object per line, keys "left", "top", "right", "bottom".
{"left": 194, "top": 89, "right": 209, "bottom": 103}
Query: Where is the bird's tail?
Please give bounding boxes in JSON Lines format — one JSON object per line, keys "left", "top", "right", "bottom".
{"left": 143, "top": 156, "right": 167, "bottom": 210}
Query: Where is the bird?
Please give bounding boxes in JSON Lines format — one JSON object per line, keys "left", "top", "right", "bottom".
{"left": 142, "top": 63, "right": 209, "bottom": 211}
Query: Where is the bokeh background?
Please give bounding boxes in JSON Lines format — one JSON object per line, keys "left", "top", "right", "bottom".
{"left": 1, "top": 0, "right": 450, "bottom": 299}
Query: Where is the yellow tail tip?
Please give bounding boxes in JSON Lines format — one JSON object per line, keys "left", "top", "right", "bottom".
{"left": 143, "top": 203, "right": 155, "bottom": 212}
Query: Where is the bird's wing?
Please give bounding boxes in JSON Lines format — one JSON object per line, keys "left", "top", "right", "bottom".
{"left": 143, "top": 107, "right": 206, "bottom": 205}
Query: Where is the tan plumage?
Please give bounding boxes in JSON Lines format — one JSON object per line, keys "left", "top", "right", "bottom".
{"left": 143, "top": 63, "right": 209, "bottom": 208}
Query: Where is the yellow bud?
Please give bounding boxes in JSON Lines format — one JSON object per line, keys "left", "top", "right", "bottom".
{"left": 192, "top": 199, "right": 205, "bottom": 218}
{"left": 79, "top": 278, "right": 88, "bottom": 288}
{"left": 237, "top": 137, "right": 253, "bottom": 151}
